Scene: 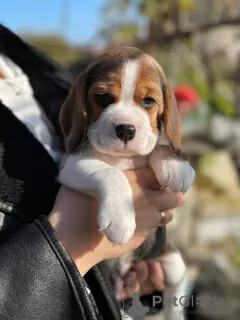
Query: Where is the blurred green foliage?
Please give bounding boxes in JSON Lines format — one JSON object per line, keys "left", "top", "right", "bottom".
{"left": 232, "top": 249, "right": 240, "bottom": 267}
{"left": 21, "top": 0, "right": 238, "bottom": 118}
{"left": 153, "top": 47, "right": 236, "bottom": 117}
{"left": 174, "top": 66, "right": 236, "bottom": 117}
{"left": 22, "top": 33, "right": 80, "bottom": 64}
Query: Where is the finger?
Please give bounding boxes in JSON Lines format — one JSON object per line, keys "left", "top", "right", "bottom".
{"left": 139, "top": 280, "right": 155, "bottom": 296}
{"left": 148, "top": 189, "right": 183, "bottom": 212}
{"left": 176, "top": 193, "right": 184, "bottom": 206}
{"left": 124, "top": 168, "right": 160, "bottom": 189}
{"left": 125, "top": 282, "right": 140, "bottom": 298}
{"left": 158, "top": 210, "right": 174, "bottom": 226}
{"left": 118, "top": 291, "right": 131, "bottom": 301}
{"left": 147, "top": 261, "right": 165, "bottom": 291}
{"left": 123, "top": 271, "right": 137, "bottom": 288}
{"left": 131, "top": 261, "right": 149, "bottom": 282}
{"left": 118, "top": 277, "right": 139, "bottom": 301}
{"left": 124, "top": 168, "right": 152, "bottom": 183}
{"left": 123, "top": 272, "right": 141, "bottom": 298}
{"left": 120, "top": 280, "right": 141, "bottom": 301}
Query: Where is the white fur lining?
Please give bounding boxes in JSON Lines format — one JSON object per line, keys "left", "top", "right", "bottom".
{"left": 0, "top": 53, "right": 62, "bottom": 163}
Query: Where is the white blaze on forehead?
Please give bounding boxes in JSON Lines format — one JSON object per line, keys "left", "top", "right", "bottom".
{"left": 120, "top": 60, "right": 138, "bottom": 101}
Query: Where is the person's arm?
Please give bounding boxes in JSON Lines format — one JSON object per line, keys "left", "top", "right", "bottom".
{"left": 0, "top": 168, "right": 183, "bottom": 320}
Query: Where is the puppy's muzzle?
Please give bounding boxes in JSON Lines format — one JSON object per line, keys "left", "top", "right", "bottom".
{"left": 115, "top": 123, "right": 136, "bottom": 143}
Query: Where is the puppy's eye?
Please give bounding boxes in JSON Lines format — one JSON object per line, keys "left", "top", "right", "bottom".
{"left": 142, "top": 97, "right": 156, "bottom": 109}
{"left": 96, "top": 93, "right": 115, "bottom": 108}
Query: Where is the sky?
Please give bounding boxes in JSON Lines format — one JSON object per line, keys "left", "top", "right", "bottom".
{"left": 1, "top": 0, "right": 106, "bottom": 44}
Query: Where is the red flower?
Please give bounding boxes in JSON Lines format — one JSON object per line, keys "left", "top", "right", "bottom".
{"left": 174, "top": 85, "right": 200, "bottom": 105}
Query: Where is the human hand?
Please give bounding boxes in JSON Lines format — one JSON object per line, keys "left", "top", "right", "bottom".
{"left": 49, "top": 168, "right": 183, "bottom": 275}
{"left": 118, "top": 260, "right": 165, "bottom": 300}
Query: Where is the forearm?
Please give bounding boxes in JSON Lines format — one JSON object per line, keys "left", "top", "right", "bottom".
{"left": 49, "top": 196, "right": 103, "bottom": 276}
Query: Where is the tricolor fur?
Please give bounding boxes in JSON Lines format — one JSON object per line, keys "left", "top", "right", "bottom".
{"left": 58, "top": 46, "right": 195, "bottom": 320}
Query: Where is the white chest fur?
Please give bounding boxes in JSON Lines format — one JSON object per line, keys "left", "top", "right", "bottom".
{"left": 59, "top": 145, "right": 195, "bottom": 244}
{"left": 90, "top": 149, "right": 149, "bottom": 171}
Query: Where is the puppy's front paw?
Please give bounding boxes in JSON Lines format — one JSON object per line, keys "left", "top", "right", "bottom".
{"left": 150, "top": 146, "right": 195, "bottom": 193}
{"left": 97, "top": 194, "right": 136, "bottom": 244}
{"left": 164, "top": 160, "right": 195, "bottom": 193}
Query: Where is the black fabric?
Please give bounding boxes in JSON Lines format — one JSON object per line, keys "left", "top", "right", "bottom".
{"left": 0, "top": 215, "right": 97, "bottom": 320}
{"left": 36, "top": 216, "right": 99, "bottom": 320}
{"left": 0, "top": 101, "right": 59, "bottom": 221}
{"left": 85, "top": 262, "right": 122, "bottom": 320}
{"left": 0, "top": 24, "right": 122, "bottom": 320}
{"left": 0, "top": 24, "right": 73, "bottom": 141}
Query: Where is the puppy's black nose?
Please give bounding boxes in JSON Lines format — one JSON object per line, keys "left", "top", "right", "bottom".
{"left": 115, "top": 124, "right": 136, "bottom": 142}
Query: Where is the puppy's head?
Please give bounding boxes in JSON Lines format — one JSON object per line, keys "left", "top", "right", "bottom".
{"left": 60, "top": 46, "right": 187, "bottom": 159}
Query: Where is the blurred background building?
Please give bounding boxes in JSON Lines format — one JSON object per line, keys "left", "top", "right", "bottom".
{"left": 2, "top": 1, "right": 240, "bottom": 319}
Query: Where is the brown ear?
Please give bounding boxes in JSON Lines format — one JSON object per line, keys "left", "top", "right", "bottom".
{"left": 59, "top": 71, "right": 88, "bottom": 153}
{"left": 162, "top": 82, "right": 188, "bottom": 161}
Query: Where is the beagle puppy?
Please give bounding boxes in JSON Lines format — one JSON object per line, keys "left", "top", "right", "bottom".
{"left": 59, "top": 47, "right": 195, "bottom": 320}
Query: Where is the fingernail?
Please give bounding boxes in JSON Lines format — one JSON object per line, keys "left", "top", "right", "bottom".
{"left": 176, "top": 193, "right": 184, "bottom": 206}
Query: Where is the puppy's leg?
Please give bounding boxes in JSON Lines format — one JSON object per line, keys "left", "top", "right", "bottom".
{"left": 149, "top": 145, "right": 195, "bottom": 193}
{"left": 149, "top": 146, "right": 193, "bottom": 320}
{"left": 160, "top": 246, "right": 187, "bottom": 320}
{"left": 58, "top": 154, "right": 136, "bottom": 244}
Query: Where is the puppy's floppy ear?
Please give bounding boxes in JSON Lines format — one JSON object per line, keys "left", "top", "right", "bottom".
{"left": 59, "top": 71, "right": 88, "bottom": 153}
{"left": 162, "top": 82, "right": 188, "bottom": 161}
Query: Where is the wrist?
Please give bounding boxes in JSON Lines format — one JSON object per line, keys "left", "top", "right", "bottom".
{"left": 49, "top": 210, "right": 103, "bottom": 275}
{"left": 48, "top": 187, "right": 105, "bottom": 275}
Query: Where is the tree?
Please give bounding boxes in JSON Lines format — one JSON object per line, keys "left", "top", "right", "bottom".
{"left": 102, "top": 0, "right": 240, "bottom": 45}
